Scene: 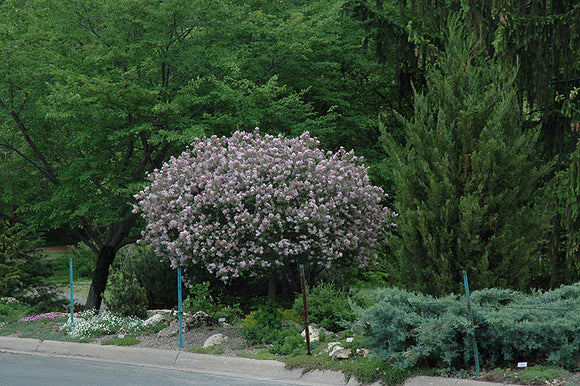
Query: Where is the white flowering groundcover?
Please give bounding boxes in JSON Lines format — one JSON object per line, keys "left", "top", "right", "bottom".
{"left": 60, "top": 310, "right": 147, "bottom": 340}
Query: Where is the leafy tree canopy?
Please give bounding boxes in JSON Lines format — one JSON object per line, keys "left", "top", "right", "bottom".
{"left": 0, "top": 0, "right": 389, "bottom": 309}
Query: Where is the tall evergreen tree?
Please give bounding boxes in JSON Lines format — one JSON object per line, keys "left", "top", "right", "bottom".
{"left": 383, "top": 19, "right": 548, "bottom": 295}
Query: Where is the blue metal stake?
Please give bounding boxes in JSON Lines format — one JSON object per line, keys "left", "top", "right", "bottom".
{"left": 177, "top": 265, "right": 183, "bottom": 348}
{"left": 463, "top": 271, "right": 480, "bottom": 376}
{"left": 69, "top": 257, "right": 74, "bottom": 330}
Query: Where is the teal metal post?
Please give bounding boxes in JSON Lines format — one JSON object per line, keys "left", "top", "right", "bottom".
{"left": 69, "top": 257, "right": 74, "bottom": 330}
{"left": 463, "top": 271, "right": 480, "bottom": 376}
{"left": 177, "top": 265, "right": 183, "bottom": 348}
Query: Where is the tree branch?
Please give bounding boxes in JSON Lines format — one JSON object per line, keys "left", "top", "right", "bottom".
{"left": 0, "top": 98, "right": 59, "bottom": 185}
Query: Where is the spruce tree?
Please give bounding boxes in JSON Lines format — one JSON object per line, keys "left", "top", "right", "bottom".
{"left": 383, "top": 19, "right": 547, "bottom": 295}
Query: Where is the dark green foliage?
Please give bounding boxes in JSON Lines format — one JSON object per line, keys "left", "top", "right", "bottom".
{"left": 69, "top": 244, "right": 97, "bottom": 279}
{"left": 383, "top": 19, "right": 548, "bottom": 295}
{"left": 341, "top": 356, "right": 408, "bottom": 386}
{"left": 241, "top": 304, "right": 308, "bottom": 355}
{"left": 182, "top": 282, "right": 213, "bottom": 314}
{"left": 182, "top": 281, "right": 243, "bottom": 323}
{"left": 292, "top": 282, "right": 355, "bottom": 332}
{"left": 241, "top": 304, "right": 285, "bottom": 344}
{"left": 0, "top": 299, "right": 28, "bottom": 319}
{"left": 555, "top": 138, "right": 580, "bottom": 285}
{"left": 15, "top": 286, "right": 68, "bottom": 314}
{"left": 358, "top": 284, "right": 580, "bottom": 371}
{"left": 0, "top": 223, "right": 53, "bottom": 297}
{"left": 122, "top": 247, "right": 177, "bottom": 309}
{"left": 268, "top": 325, "right": 305, "bottom": 356}
{"left": 103, "top": 270, "right": 148, "bottom": 319}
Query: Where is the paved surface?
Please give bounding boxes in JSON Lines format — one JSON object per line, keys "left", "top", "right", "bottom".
{"left": 0, "top": 336, "right": 516, "bottom": 385}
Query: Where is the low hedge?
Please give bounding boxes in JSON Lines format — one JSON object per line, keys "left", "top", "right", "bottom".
{"left": 357, "top": 283, "right": 580, "bottom": 371}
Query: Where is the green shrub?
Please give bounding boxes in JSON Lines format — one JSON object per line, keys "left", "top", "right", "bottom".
{"left": 183, "top": 281, "right": 214, "bottom": 314}
{"left": 242, "top": 305, "right": 306, "bottom": 355}
{"left": 358, "top": 284, "right": 580, "bottom": 371}
{"left": 103, "top": 270, "right": 148, "bottom": 319}
{"left": 121, "top": 246, "right": 177, "bottom": 309}
{"left": 15, "top": 285, "right": 68, "bottom": 314}
{"left": 292, "top": 282, "right": 355, "bottom": 332}
{"left": 0, "top": 223, "right": 52, "bottom": 297}
{"left": 269, "top": 326, "right": 306, "bottom": 356}
{"left": 356, "top": 287, "right": 467, "bottom": 369}
{"left": 241, "top": 304, "right": 285, "bottom": 344}
{"left": 183, "top": 281, "right": 243, "bottom": 323}
{"left": 0, "top": 298, "right": 28, "bottom": 319}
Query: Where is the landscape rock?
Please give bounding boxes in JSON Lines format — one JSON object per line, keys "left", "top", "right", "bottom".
{"left": 355, "top": 348, "right": 370, "bottom": 358}
{"left": 329, "top": 344, "right": 351, "bottom": 359}
{"left": 157, "top": 319, "right": 179, "bottom": 337}
{"left": 203, "top": 333, "right": 229, "bottom": 348}
{"left": 184, "top": 311, "right": 217, "bottom": 328}
{"left": 144, "top": 313, "right": 167, "bottom": 327}
{"left": 301, "top": 324, "right": 330, "bottom": 342}
{"left": 147, "top": 309, "right": 174, "bottom": 318}
{"left": 320, "top": 341, "right": 340, "bottom": 355}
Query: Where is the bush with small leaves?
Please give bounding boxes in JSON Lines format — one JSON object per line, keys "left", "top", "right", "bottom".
{"left": 0, "top": 223, "right": 52, "bottom": 297}
{"left": 103, "top": 270, "right": 148, "bottom": 319}
{"left": 121, "top": 246, "right": 178, "bottom": 309}
{"left": 293, "top": 282, "right": 355, "bottom": 332}
{"left": 241, "top": 304, "right": 287, "bottom": 344}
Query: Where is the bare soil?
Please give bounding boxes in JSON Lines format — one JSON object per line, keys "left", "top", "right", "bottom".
{"left": 93, "top": 324, "right": 264, "bottom": 358}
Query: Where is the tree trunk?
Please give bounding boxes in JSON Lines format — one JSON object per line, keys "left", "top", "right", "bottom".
{"left": 81, "top": 212, "right": 138, "bottom": 311}
{"left": 85, "top": 245, "right": 118, "bottom": 311}
{"left": 268, "top": 274, "right": 277, "bottom": 303}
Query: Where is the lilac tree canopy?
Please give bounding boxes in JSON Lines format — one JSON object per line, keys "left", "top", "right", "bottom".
{"left": 134, "top": 130, "right": 395, "bottom": 282}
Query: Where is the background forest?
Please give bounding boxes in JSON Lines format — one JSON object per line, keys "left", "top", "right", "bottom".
{"left": 1, "top": 0, "right": 580, "bottom": 309}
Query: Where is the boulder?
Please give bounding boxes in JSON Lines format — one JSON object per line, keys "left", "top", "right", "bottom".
{"left": 329, "top": 344, "right": 351, "bottom": 359}
{"left": 157, "top": 319, "right": 179, "bottom": 337}
{"left": 147, "top": 309, "right": 173, "bottom": 318}
{"left": 355, "top": 348, "right": 370, "bottom": 358}
{"left": 184, "top": 311, "right": 217, "bottom": 328}
{"left": 203, "top": 333, "right": 228, "bottom": 348}
{"left": 321, "top": 341, "right": 342, "bottom": 354}
{"left": 301, "top": 324, "right": 330, "bottom": 342}
{"left": 144, "top": 313, "right": 167, "bottom": 327}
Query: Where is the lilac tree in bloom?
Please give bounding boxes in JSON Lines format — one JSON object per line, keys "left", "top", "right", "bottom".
{"left": 134, "top": 130, "right": 395, "bottom": 297}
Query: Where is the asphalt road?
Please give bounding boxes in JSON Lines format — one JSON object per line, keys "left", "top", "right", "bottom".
{"left": 0, "top": 352, "right": 296, "bottom": 386}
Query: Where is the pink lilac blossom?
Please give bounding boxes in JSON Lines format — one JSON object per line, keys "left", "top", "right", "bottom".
{"left": 134, "top": 130, "right": 396, "bottom": 281}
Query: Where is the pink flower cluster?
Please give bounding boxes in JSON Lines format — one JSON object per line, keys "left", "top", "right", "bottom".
{"left": 19, "top": 313, "right": 59, "bottom": 322}
{"left": 134, "top": 130, "right": 395, "bottom": 281}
